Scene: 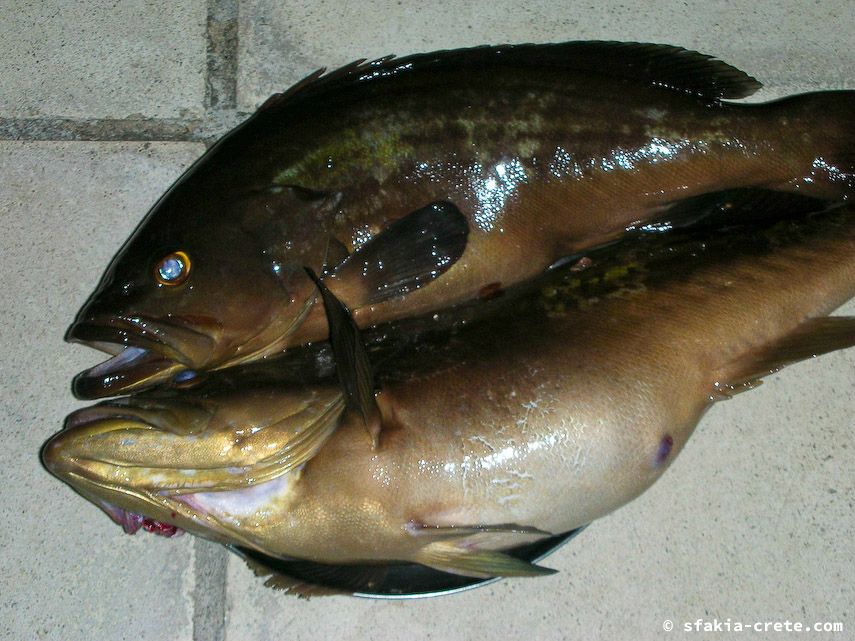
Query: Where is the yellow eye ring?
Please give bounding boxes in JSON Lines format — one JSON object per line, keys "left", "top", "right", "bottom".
{"left": 154, "top": 251, "right": 191, "bottom": 286}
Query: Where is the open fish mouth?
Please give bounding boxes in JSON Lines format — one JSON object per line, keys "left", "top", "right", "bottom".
{"left": 42, "top": 403, "right": 245, "bottom": 543}
{"left": 44, "top": 388, "right": 342, "bottom": 545}
{"left": 65, "top": 316, "right": 217, "bottom": 399}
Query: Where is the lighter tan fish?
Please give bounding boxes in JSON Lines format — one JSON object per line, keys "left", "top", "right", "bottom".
{"left": 45, "top": 196, "right": 855, "bottom": 593}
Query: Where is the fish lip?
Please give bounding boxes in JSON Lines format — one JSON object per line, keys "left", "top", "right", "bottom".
{"left": 66, "top": 315, "right": 217, "bottom": 399}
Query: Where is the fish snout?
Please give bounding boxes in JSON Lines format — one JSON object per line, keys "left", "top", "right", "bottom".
{"left": 42, "top": 414, "right": 153, "bottom": 483}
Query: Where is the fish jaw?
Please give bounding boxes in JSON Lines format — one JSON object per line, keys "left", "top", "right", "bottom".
{"left": 65, "top": 313, "right": 220, "bottom": 399}
{"left": 42, "top": 388, "right": 344, "bottom": 552}
{"left": 42, "top": 417, "right": 303, "bottom": 550}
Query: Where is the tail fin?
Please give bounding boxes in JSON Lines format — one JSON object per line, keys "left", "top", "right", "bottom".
{"left": 766, "top": 91, "right": 855, "bottom": 199}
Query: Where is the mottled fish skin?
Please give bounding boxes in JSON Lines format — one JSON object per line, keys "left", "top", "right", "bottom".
{"left": 67, "top": 42, "right": 855, "bottom": 398}
{"left": 45, "top": 201, "right": 855, "bottom": 576}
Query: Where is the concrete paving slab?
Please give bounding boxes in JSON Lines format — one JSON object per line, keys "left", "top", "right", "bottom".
{"left": 0, "top": 141, "right": 205, "bottom": 641}
{"left": 223, "top": 306, "right": 854, "bottom": 640}
{"left": 0, "top": 1, "right": 207, "bottom": 119}
{"left": 237, "top": 0, "right": 853, "bottom": 110}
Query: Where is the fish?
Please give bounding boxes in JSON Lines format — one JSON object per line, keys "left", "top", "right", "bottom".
{"left": 44, "top": 192, "right": 855, "bottom": 595}
{"left": 65, "top": 41, "right": 855, "bottom": 399}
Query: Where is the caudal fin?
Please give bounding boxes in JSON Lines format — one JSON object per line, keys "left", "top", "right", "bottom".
{"left": 766, "top": 90, "right": 855, "bottom": 200}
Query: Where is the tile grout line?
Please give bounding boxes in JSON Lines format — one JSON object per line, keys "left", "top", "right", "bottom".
{"left": 0, "top": 116, "right": 207, "bottom": 143}
{"left": 0, "top": 0, "right": 244, "bottom": 146}
{"left": 205, "top": 0, "right": 240, "bottom": 112}
{"left": 192, "top": 540, "right": 229, "bottom": 641}
{"left": 192, "top": 2, "right": 241, "bottom": 641}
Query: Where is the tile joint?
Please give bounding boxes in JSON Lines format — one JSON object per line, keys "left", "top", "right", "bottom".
{"left": 192, "top": 539, "right": 229, "bottom": 641}
{"left": 0, "top": 0, "right": 243, "bottom": 146}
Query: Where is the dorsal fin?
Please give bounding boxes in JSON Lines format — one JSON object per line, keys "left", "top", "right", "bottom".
{"left": 258, "top": 41, "right": 761, "bottom": 116}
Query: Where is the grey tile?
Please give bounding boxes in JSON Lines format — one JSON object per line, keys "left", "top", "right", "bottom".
{"left": 0, "top": 141, "right": 205, "bottom": 641}
{"left": 0, "top": 1, "right": 207, "bottom": 119}
{"left": 237, "top": 0, "right": 853, "bottom": 110}
{"left": 223, "top": 299, "right": 853, "bottom": 640}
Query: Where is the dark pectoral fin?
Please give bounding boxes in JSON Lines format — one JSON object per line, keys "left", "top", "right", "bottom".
{"left": 720, "top": 316, "right": 855, "bottom": 394}
{"left": 642, "top": 189, "right": 828, "bottom": 235}
{"left": 304, "top": 267, "right": 381, "bottom": 447}
{"left": 331, "top": 201, "right": 469, "bottom": 306}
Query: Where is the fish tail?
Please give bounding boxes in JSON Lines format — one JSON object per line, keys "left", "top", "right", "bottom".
{"left": 765, "top": 90, "right": 855, "bottom": 200}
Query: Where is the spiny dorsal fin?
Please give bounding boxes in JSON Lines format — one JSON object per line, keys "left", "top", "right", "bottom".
{"left": 258, "top": 41, "right": 761, "bottom": 115}
{"left": 719, "top": 316, "right": 855, "bottom": 393}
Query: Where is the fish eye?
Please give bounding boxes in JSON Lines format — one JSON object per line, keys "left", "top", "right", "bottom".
{"left": 154, "top": 251, "right": 191, "bottom": 286}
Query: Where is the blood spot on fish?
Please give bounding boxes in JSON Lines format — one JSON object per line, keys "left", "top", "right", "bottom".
{"left": 655, "top": 434, "right": 674, "bottom": 466}
{"left": 479, "top": 282, "right": 504, "bottom": 300}
{"left": 141, "top": 518, "right": 181, "bottom": 537}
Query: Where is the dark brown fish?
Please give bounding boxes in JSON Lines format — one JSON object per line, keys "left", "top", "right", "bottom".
{"left": 66, "top": 42, "right": 855, "bottom": 399}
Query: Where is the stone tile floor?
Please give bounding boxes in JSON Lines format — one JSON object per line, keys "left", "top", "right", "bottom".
{"left": 0, "top": 1, "right": 852, "bottom": 639}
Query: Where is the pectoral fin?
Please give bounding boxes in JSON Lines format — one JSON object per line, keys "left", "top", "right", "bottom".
{"left": 719, "top": 316, "right": 855, "bottom": 394}
{"left": 329, "top": 200, "right": 469, "bottom": 306}
{"left": 304, "top": 267, "right": 381, "bottom": 447}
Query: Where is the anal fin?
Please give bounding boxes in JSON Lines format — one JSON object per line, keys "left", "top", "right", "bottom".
{"left": 415, "top": 541, "right": 557, "bottom": 579}
{"left": 719, "top": 316, "right": 855, "bottom": 392}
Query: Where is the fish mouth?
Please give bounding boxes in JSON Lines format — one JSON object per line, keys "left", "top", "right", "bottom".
{"left": 66, "top": 315, "right": 218, "bottom": 399}
{"left": 43, "top": 403, "right": 264, "bottom": 545}
{"left": 43, "top": 390, "right": 338, "bottom": 546}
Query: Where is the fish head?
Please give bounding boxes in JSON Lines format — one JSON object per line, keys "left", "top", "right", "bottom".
{"left": 67, "top": 183, "right": 340, "bottom": 399}
{"left": 42, "top": 385, "right": 344, "bottom": 545}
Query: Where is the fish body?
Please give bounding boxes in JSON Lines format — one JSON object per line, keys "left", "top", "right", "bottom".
{"left": 45, "top": 198, "right": 855, "bottom": 584}
{"left": 66, "top": 42, "right": 855, "bottom": 398}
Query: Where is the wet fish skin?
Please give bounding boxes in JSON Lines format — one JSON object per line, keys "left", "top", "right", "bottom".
{"left": 45, "top": 199, "right": 855, "bottom": 582}
{"left": 66, "top": 42, "right": 855, "bottom": 399}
